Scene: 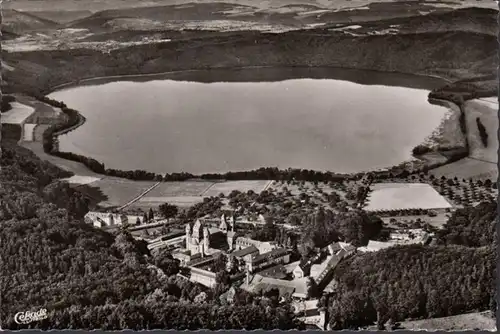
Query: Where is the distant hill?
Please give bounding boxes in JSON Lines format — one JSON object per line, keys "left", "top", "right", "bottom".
{"left": 4, "top": 27, "right": 496, "bottom": 95}
{"left": 65, "top": 2, "right": 260, "bottom": 32}
{"left": 62, "top": 0, "right": 482, "bottom": 33}
{"left": 23, "top": 10, "right": 94, "bottom": 24}
{"left": 335, "top": 7, "right": 498, "bottom": 36}
{"left": 1, "top": 29, "right": 20, "bottom": 41}
{"left": 2, "top": 9, "right": 60, "bottom": 34}
{"left": 7, "top": 0, "right": 500, "bottom": 13}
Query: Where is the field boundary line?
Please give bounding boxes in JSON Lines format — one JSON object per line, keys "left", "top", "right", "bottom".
{"left": 263, "top": 180, "right": 274, "bottom": 191}
{"left": 468, "top": 157, "right": 497, "bottom": 165}
{"left": 117, "top": 181, "right": 161, "bottom": 211}
{"left": 199, "top": 182, "right": 217, "bottom": 197}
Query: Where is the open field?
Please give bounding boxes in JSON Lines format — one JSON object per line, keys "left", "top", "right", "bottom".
{"left": 464, "top": 98, "right": 498, "bottom": 164}
{"left": 202, "top": 180, "right": 273, "bottom": 197}
{"left": 396, "top": 311, "right": 496, "bottom": 331}
{"left": 430, "top": 157, "right": 498, "bottom": 181}
{"left": 8, "top": 0, "right": 499, "bottom": 13}
{"left": 83, "top": 177, "right": 157, "bottom": 208}
{"left": 21, "top": 10, "right": 93, "bottom": 24}
{"left": 61, "top": 175, "right": 103, "bottom": 185}
{"left": 423, "top": 99, "right": 466, "bottom": 151}
{"left": 146, "top": 181, "right": 214, "bottom": 197}
{"left": 21, "top": 139, "right": 105, "bottom": 177}
{"left": 133, "top": 196, "right": 206, "bottom": 209}
{"left": 1, "top": 102, "right": 35, "bottom": 124}
{"left": 364, "top": 183, "right": 453, "bottom": 212}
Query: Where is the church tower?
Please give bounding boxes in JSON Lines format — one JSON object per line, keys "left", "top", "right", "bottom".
{"left": 203, "top": 226, "right": 210, "bottom": 254}
{"left": 108, "top": 213, "right": 115, "bottom": 226}
{"left": 185, "top": 222, "right": 192, "bottom": 252}
{"left": 219, "top": 214, "right": 229, "bottom": 233}
{"left": 230, "top": 215, "right": 236, "bottom": 232}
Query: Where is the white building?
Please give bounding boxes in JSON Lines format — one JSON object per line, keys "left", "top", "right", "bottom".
{"left": 244, "top": 248, "right": 290, "bottom": 273}
{"left": 1, "top": 102, "right": 36, "bottom": 141}
{"left": 84, "top": 211, "right": 132, "bottom": 228}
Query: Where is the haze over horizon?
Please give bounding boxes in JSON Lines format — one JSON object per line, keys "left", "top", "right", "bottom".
{"left": 5, "top": 0, "right": 498, "bottom": 12}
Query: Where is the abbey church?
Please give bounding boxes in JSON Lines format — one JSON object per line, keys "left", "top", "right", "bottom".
{"left": 185, "top": 214, "right": 238, "bottom": 256}
{"left": 185, "top": 214, "right": 277, "bottom": 257}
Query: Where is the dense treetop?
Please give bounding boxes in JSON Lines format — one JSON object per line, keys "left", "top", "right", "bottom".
{"left": 0, "top": 143, "right": 302, "bottom": 330}
{"left": 325, "top": 201, "right": 497, "bottom": 330}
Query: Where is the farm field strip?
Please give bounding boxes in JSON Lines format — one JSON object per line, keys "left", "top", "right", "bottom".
{"left": 136, "top": 196, "right": 206, "bottom": 208}
{"left": 464, "top": 99, "right": 498, "bottom": 164}
{"left": 88, "top": 178, "right": 158, "bottom": 207}
{"left": 61, "top": 175, "right": 103, "bottom": 185}
{"left": 364, "top": 183, "right": 453, "bottom": 212}
{"left": 395, "top": 312, "right": 496, "bottom": 331}
{"left": 117, "top": 181, "right": 161, "bottom": 211}
{"left": 1, "top": 102, "right": 35, "bottom": 124}
{"left": 202, "top": 180, "right": 273, "bottom": 197}
{"left": 430, "top": 157, "right": 498, "bottom": 180}
{"left": 146, "top": 181, "right": 215, "bottom": 197}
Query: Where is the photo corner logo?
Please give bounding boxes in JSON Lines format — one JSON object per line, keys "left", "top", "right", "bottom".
{"left": 14, "top": 308, "right": 48, "bottom": 325}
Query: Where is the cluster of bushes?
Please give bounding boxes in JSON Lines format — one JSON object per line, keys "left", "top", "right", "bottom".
{"left": 476, "top": 117, "right": 488, "bottom": 147}
{"left": 201, "top": 167, "right": 348, "bottom": 182}
{"left": 412, "top": 144, "right": 432, "bottom": 156}
{"left": 1, "top": 94, "right": 16, "bottom": 112}
{"left": 298, "top": 209, "right": 383, "bottom": 255}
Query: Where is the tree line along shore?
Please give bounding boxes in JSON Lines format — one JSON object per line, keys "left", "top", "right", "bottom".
{"left": 17, "top": 80, "right": 479, "bottom": 185}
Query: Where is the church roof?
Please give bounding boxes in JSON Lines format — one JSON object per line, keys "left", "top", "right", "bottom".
{"left": 231, "top": 245, "right": 259, "bottom": 258}
{"left": 208, "top": 227, "right": 223, "bottom": 235}
{"left": 248, "top": 248, "right": 288, "bottom": 264}
{"left": 219, "top": 219, "right": 228, "bottom": 230}
{"left": 296, "top": 257, "right": 313, "bottom": 276}
{"left": 192, "top": 219, "right": 204, "bottom": 238}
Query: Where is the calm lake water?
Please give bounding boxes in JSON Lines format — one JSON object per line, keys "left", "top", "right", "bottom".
{"left": 50, "top": 67, "right": 448, "bottom": 174}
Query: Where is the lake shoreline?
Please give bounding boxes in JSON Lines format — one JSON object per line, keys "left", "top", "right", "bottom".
{"left": 36, "top": 67, "right": 466, "bottom": 181}
{"left": 47, "top": 65, "right": 450, "bottom": 94}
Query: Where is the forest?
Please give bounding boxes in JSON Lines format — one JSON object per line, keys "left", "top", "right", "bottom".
{"left": 1, "top": 138, "right": 496, "bottom": 330}
{"left": 324, "top": 201, "right": 497, "bottom": 330}
{"left": 0, "top": 142, "right": 303, "bottom": 330}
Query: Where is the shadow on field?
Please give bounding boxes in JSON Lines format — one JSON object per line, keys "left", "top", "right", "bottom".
{"left": 74, "top": 183, "right": 109, "bottom": 209}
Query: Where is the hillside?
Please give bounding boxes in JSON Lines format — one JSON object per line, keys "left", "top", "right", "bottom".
{"left": 1, "top": 4, "right": 498, "bottom": 331}
{"left": 324, "top": 201, "right": 497, "bottom": 330}
{"left": 329, "top": 7, "right": 498, "bottom": 36}
{"left": 24, "top": 10, "right": 94, "bottom": 24}
{"left": 53, "top": 0, "right": 478, "bottom": 33}
{"left": 0, "top": 141, "right": 304, "bottom": 330}
{"left": 13, "top": 0, "right": 496, "bottom": 13}
{"left": 3, "top": 27, "right": 497, "bottom": 96}
{"left": 2, "top": 9, "right": 60, "bottom": 34}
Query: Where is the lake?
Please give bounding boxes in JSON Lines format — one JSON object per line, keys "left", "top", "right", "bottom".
{"left": 49, "top": 67, "right": 449, "bottom": 175}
